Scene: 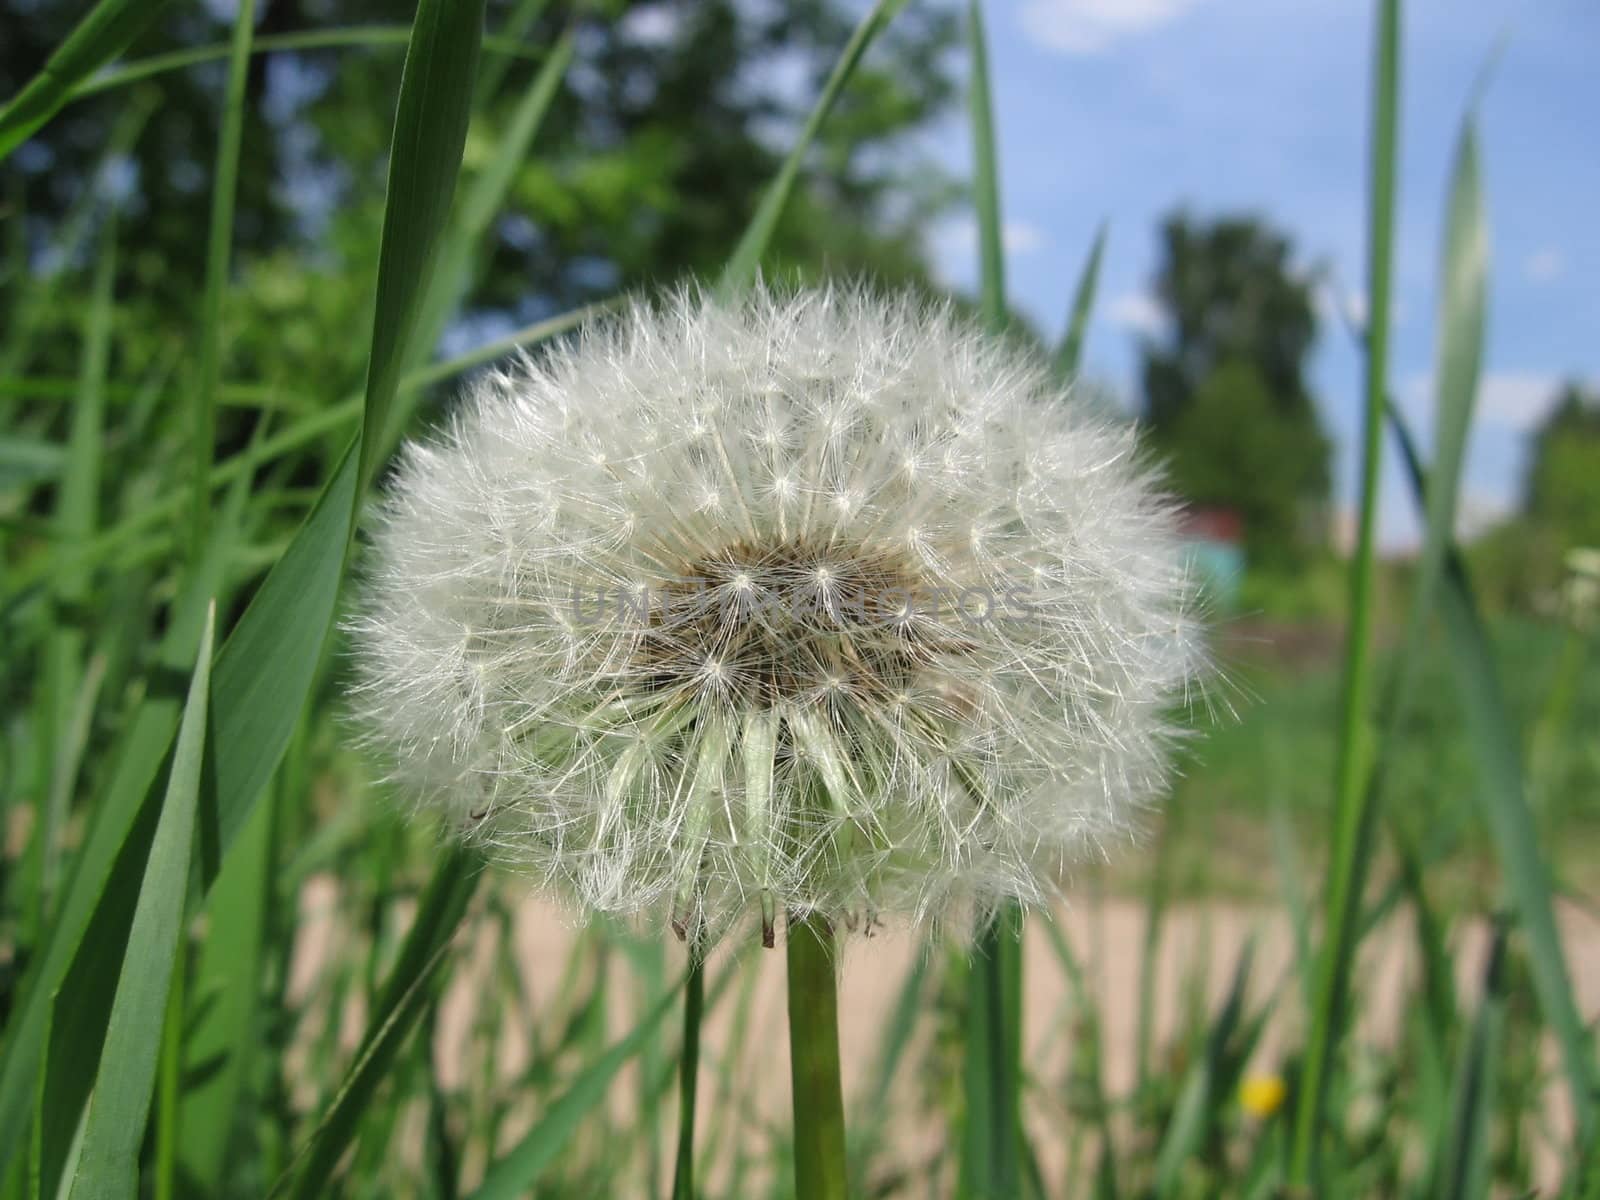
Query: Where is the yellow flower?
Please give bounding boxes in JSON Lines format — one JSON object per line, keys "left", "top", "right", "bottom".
{"left": 1239, "top": 1073, "right": 1287, "bottom": 1119}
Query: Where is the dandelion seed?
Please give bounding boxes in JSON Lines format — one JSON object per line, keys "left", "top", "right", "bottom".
{"left": 348, "top": 285, "right": 1204, "bottom": 944}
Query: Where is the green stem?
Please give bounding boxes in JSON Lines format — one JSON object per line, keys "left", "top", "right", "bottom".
{"left": 670, "top": 944, "right": 705, "bottom": 1200}
{"left": 1289, "top": 0, "right": 1400, "bottom": 1182}
{"left": 786, "top": 913, "right": 847, "bottom": 1200}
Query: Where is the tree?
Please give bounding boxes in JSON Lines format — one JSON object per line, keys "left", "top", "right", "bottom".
{"left": 1525, "top": 381, "right": 1600, "bottom": 549}
{"left": 1138, "top": 214, "right": 1329, "bottom": 567}
{"left": 1, "top": 0, "right": 958, "bottom": 379}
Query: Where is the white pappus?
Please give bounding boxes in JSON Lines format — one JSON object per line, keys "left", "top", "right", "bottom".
{"left": 348, "top": 285, "right": 1205, "bottom": 945}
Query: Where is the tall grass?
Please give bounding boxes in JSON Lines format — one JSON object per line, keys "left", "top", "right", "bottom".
{"left": 2, "top": 0, "right": 1595, "bottom": 1196}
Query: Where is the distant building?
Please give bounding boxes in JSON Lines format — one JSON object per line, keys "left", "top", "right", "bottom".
{"left": 1180, "top": 505, "right": 1245, "bottom": 608}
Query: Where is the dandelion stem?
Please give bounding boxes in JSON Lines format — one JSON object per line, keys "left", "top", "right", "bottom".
{"left": 670, "top": 940, "right": 704, "bottom": 1200}
{"left": 786, "top": 913, "right": 847, "bottom": 1200}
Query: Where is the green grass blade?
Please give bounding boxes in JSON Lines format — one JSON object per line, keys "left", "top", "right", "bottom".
{"left": 961, "top": 5, "right": 1024, "bottom": 1197}
{"left": 0, "top": 0, "right": 487, "bottom": 1171}
{"left": 1387, "top": 405, "right": 1598, "bottom": 1147}
{"left": 718, "top": 0, "right": 904, "bottom": 292}
{"left": 468, "top": 981, "right": 684, "bottom": 1200}
{"left": 281, "top": 846, "right": 480, "bottom": 1198}
{"left": 391, "top": 24, "right": 576, "bottom": 460}
{"left": 1152, "top": 940, "right": 1257, "bottom": 1196}
{"left": 1053, "top": 222, "right": 1107, "bottom": 380}
{"left": 0, "top": 304, "right": 596, "bottom": 611}
{"left": 357, "top": 0, "right": 487, "bottom": 489}
{"left": 176, "top": 776, "right": 277, "bottom": 1193}
{"left": 1289, "top": 0, "right": 1401, "bottom": 1181}
{"left": 670, "top": 950, "right": 705, "bottom": 1200}
{"left": 0, "top": 535, "right": 221, "bottom": 1177}
{"left": 967, "top": 0, "right": 1005, "bottom": 333}
{"left": 188, "top": 0, "right": 257, "bottom": 563}
{"left": 1434, "top": 917, "right": 1508, "bottom": 1200}
{"left": 0, "top": 0, "right": 173, "bottom": 160}
{"left": 68, "top": 27, "right": 548, "bottom": 100}
{"left": 68, "top": 603, "right": 216, "bottom": 1200}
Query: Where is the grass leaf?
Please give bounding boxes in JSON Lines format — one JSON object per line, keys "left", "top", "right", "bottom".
{"left": 188, "top": 0, "right": 257, "bottom": 562}
{"left": 358, "top": 0, "right": 487, "bottom": 489}
{"left": 1054, "top": 222, "right": 1107, "bottom": 380}
{"left": 68, "top": 603, "right": 216, "bottom": 1199}
{"left": 718, "top": 0, "right": 905, "bottom": 293}
{"left": 469, "top": 980, "right": 684, "bottom": 1200}
{"left": 1291, "top": 0, "right": 1401, "bottom": 1180}
{"left": 0, "top": 0, "right": 173, "bottom": 160}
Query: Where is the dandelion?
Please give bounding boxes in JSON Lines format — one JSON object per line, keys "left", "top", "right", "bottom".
{"left": 1240, "top": 1073, "right": 1288, "bottom": 1120}
{"left": 349, "top": 285, "right": 1203, "bottom": 945}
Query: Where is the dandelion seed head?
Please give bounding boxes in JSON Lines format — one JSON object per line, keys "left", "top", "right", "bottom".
{"left": 348, "top": 285, "right": 1205, "bottom": 942}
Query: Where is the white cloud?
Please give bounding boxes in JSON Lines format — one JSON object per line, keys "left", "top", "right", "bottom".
{"left": 1400, "top": 370, "right": 1565, "bottom": 433}
{"left": 1523, "top": 248, "right": 1565, "bottom": 283}
{"left": 929, "top": 217, "right": 1048, "bottom": 263}
{"left": 1105, "top": 290, "right": 1166, "bottom": 337}
{"left": 1019, "top": 0, "right": 1205, "bottom": 55}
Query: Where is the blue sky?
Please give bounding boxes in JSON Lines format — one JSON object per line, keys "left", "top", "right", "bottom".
{"left": 923, "top": 0, "right": 1599, "bottom": 548}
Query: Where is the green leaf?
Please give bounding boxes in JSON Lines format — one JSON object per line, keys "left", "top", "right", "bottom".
{"left": 468, "top": 980, "right": 683, "bottom": 1200}
{"left": 1434, "top": 918, "right": 1508, "bottom": 1200}
{"left": 176, "top": 775, "right": 278, "bottom": 1193}
{"left": 0, "top": 0, "right": 173, "bottom": 160}
{"left": 1290, "top": 0, "right": 1401, "bottom": 1181}
{"left": 358, "top": 0, "right": 488, "bottom": 489}
{"left": 69, "top": 27, "right": 548, "bottom": 101}
{"left": 391, "top": 24, "right": 577, "bottom": 462}
{"left": 1387, "top": 406, "right": 1598, "bottom": 1149}
{"left": 718, "top": 0, "right": 905, "bottom": 292}
{"left": 1152, "top": 939, "right": 1256, "bottom": 1196}
{"left": 967, "top": 0, "right": 1005, "bottom": 335}
{"left": 960, "top": 7, "right": 1024, "bottom": 1194}
{"left": 1054, "top": 222, "right": 1107, "bottom": 380}
{"left": 69, "top": 603, "right": 216, "bottom": 1199}
{"left": 0, "top": 0, "right": 488, "bottom": 1173}
{"left": 188, "top": 0, "right": 257, "bottom": 563}
{"left": 282, "top": 846, "right": 480, "bottom": 1198}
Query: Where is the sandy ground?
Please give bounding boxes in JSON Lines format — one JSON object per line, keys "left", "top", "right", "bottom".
{"left": 289, "top": 879, "right": 1600, "bottom": 1192}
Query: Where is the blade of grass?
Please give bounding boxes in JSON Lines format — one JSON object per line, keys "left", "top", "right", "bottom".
{"left": 468, "top": 980, "right": 685, "bottom": 1200}
{"left": 718, "top": 0, "right": 905, "bottom": 292}
{"left": 1387, "top": 406, "right": 1597, "bottom": 1148}
{"left": 68, "top": 604, "right": 215, "bottom": 1200}
{"left": 358, "top": 0, "right": 487, "bottom": 489}
{"left": 188, "top": 0, "right": 257, "bottom": 564}
{"left": 1289, "top": 0, "right": 1400, "bottom": 1182}
{"left": 670, "top": 948, "right": 704, "bottom": 1200}
{"left": 1, "top": 304, "right": 600, "bottom": 610}
{"left": 962, "top": 5, "right": 1023, "bottom": 1196}
{"left": 968, "top": 0, "right": 1004, "bottom": 333}
{"left": 279, "top": 845, "right": 480, "bottom": 1198}
{"left": 1433, "top": 916, "right": 1508, "bottom": 1200}
{"left": 0, "top": 0, "right": 173, "bottom": 160}
{"left": 69, "top": 27, "right": 548, "bottom": 100}
{"left": 387, "top": 23, "right": 576, "bottom": 460}
{"left": 39, "top": 205, "right": 117, "bottom": 922}
{"left": 1152, "top": 939, "right": 1257, "bottom": 1196}
{"left": 1053, "top": 221, "right": 1107, "bottom": 380}
{"left": 0, "top": 0, "right": 487, "bottom": 1171}
{"left": 176, "top": 773, "right": 278, "bottom": 1193}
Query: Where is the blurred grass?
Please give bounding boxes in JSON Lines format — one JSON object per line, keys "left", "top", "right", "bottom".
{"left": 3, "top": 0, "right": 1597, "bottom": 1196}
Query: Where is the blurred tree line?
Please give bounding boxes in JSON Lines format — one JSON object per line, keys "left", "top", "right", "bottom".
{"left": 2, "top": 0, "right": 958, "bottom": 396}
{"left": 1136, "top": 213, "right": 1331, "bottom": 572}
{"left": 1473, "top": 381, "right": 1600, "bottom": 614}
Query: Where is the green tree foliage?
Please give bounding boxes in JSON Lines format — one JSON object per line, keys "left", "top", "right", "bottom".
{"left": 1165, "top": 358, "right": 1328, "bottom": 565}
{"left": 1524, "top": 380, "right": 1600, "bottom": 549}
{"left": 2, "top": 0, "right": 957, "bottom": 384}
{"left": 1138, "top": 214, "right": 1330, "bottom": 566}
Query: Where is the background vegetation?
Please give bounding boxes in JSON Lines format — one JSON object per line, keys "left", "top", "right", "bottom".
{"left": 1, "top": 0, "right": 1595, "bottom": 1196}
